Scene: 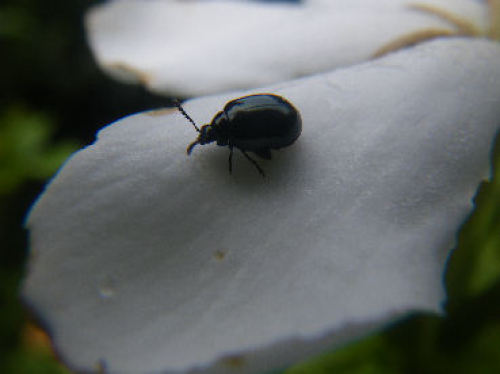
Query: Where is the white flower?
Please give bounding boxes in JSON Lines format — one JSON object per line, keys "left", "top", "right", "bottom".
{"left": 23, "top": 39, "right": 500, "bottom": 373}
{"left": 85, "top": 0, "right": 490, "bottom": 96}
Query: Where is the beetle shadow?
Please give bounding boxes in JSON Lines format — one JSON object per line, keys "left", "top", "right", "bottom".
{"left": 196, "top": 143, "right": 304, "bottom": 189}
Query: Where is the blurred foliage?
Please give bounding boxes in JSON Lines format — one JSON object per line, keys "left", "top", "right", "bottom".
{"left": 3, "top": 323, "right": 69, "bottom": 374}
{"left": 285, "top": 135, "right": 500, "bottom": 374}
{"left": 445, "top": 137, "right": 500, "bottom": 308}
{"left": 0, "top": 0, "right": 499, "bottom": 373}
{"left": 0, "top": 107, "right": 75, "bottom": 373}
{"left": 0, "top": 108, "right": 77, "bottom": 195}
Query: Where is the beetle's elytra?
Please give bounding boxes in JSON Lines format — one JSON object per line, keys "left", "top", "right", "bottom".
{"left": 175, "top": 94, "right": 302, "bottom": 177}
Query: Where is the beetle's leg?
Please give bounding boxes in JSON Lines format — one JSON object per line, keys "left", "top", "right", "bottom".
{"left": 254, "top": 148, "right": 272, "bottom": 160}
{"left": 228, "top": 145, "right": 233, "bottom": 174}
{"left": 240, "top": 150, "right": 266, "bottom": 177}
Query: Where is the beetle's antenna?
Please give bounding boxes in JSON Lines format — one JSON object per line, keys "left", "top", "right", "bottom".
{"left": 174, "top": 100, "right": 200, "bottom": 132}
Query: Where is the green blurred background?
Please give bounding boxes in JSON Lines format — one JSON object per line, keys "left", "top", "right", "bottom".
{"left": 1, "top": 0, "right": 499, "bottom": 373}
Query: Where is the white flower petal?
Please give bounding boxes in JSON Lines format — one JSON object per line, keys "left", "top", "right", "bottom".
{"left": 85, "top": 0, "right": 488, "bottom": 96}
{"left": 23, "top": 39, "right": 500, "bottom": 373}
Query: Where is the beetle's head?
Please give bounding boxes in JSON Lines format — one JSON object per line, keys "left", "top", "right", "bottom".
{"left": 175, "top": 101, "right": 227, "bottom": 155}
{"left": 187, "top": 124, "right": 218, "bottom": 154}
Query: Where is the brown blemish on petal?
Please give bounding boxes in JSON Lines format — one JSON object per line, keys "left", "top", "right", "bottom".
{"left": 221, "top": 354, "right": 246, "bottom": 368}
{"left": 105, "top": 62, "right": 153, "bottom": 86}
{"left": 373, "top": 29, "right": 455, "bottom": 58}
{"left": 409, "top": 3, "right": 482, "bottom": 36}
{"left": 145, "top": 108, "right": 176, "bottom": 117}
{"left": 214, "top": 250, "right": 227, "bottom": 261}
{"left": 373, "top": 2, "right": 491, "bottom": 58}
{"left": 96, "top": 358, "right": 109, "bottom": 374}
{"left": 487, "top": 0, "right": 500, "bottom": 40}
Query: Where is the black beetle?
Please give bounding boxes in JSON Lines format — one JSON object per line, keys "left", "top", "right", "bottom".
{"left": 175, "top": 94, "right": 302, "bottom": 176}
